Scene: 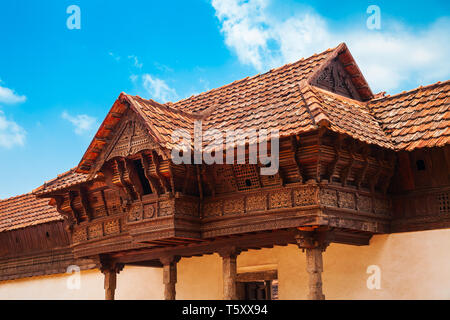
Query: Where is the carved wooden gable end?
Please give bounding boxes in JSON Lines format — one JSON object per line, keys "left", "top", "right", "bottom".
{"left": 105, "top": 112, "right": 159, "bottom": 163}
{"left": 312, "top": 57, "right": 362, "bottom": 101}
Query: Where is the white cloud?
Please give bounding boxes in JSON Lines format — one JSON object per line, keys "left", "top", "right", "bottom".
{"left": 0, "top": 83, "right": 26, "bottom": 104}
{"left": 0, "top": 110, "right": 26, "bottom": 148}
{"left": 61, "top": 111, "right": 98, "bottom": 135}
{"left": 141, "top": 74, "right": 178, "bottom": 103}
{"left": 128, "top": 55, "right": 143, "bottom": 69}
{"left": 211, "top": 0, "right": 450, "bottom": 92}
{"left": 108, "top": 51, "right": 121, "bottom": 61}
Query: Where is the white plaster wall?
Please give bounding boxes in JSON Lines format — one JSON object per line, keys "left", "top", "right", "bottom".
{"left": 0, "top": 229, "right": 449, "bottom": 300}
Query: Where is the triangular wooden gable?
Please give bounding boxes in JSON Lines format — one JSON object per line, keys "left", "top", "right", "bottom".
{"left": 88, "top": 109, "right": 161, "bottom": 176}
{"left": 310, "top": 57, "right": 362, "bottom": 100}
{"left": 308, "top": 43, "right": 373, "bottom": 101}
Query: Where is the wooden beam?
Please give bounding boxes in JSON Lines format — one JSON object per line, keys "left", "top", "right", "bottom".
{"left": 237, "top": 270, "right": 277, "bottom": 282}
{"left": 182, "top": 164, "right": 192, "bottom": 195}
{"left": 79, "top": 187, "right": 92, "bottom": 221}
{"left": 68, "top": 191, "right": 81, "bottom": 224}
{"left": 196, "top": 165, "right": 203, "bottom": 199}
{"left": 140, "top": 152, "right": 159, "bottom": 195}
{"left": 100, "top": 190, "right": 110, "bottom": 216}
{"left": 341, "top": 140, "right": 355, "bottom": 186}
{"left": 327, "top": 134, "right": 343, "bottom": 183}
{"left": 356, "top": 145, "right": 370, "bottom": 189}
{"left": 152, "top": 150, "right": 170, "bottom": 193}
{"left": 290, "top": 135, "right": 304, "bottom": 183}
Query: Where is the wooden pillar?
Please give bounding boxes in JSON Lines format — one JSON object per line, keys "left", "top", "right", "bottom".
{"left": 160, "top": 256, "right": 180, "bottom": 300}
{"left": 219, "top": 247, "right": 241, "bottom": 300}
{"left": 100, "top": 258, "right": 124, "bottom": 301}
{"left": 295, "top": 229, "right": 331, "bottom": 300}
{"left": 305, "top": 247, "right": 325, "bottom": 300}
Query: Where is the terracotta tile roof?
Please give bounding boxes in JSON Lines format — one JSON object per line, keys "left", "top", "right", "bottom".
{"left": 0, "top": 193, "right": 61, "bottom": 232}
{"left": 309, "top": 86, "right": 394, "bottom": 149}
{"left": 33, "top": 168, "right": 89, "bottom": 196}
{"left": 78, "top": 44, "right": 341, "bottom": 173}
{"left": 171, "top": 47, "right": 334, "bottom": 114}
{"left": 75, "top": 42, "right": 448, "bottom": 173}
{"left": 125, "top": 95, "right": 198, "bottom": 150}
{"left": 368, "top": 80, "right": 450, "bottom": 151}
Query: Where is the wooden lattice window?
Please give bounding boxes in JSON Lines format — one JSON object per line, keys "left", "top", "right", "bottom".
{"left": 233, "top": 164, "right": 260, "bottom": 191}
{"left": 437, "top": 193, "right": 450, "bottom": 214}
{"left": 214, "top": 165, "right": 237, "bottom": 193}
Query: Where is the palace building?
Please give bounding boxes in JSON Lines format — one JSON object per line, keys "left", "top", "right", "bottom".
{"left": 0, "top": 43, "right": 449, "bottom": 300}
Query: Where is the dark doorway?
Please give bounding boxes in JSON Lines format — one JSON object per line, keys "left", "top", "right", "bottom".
{"left": 236, "top": 270, "right": 278, "bottom": 300}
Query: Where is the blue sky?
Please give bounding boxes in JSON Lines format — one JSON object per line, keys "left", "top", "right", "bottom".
{"left": 0, "top": 0, "right": 449, "bottom": 199}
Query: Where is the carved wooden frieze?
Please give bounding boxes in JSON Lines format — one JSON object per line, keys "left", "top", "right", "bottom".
{"left": 104, "top": 219, "right": 121, "bottom": 235}
{"left": 357, "top": 195, "right": 372, "bottom": 212}
{"left": 73, "top": 228, "right": 87, "bottom": 243}
{"left": 270, "top": 191, "right": 291, "bottom": 209}
{"left": 127, "top": 203, "right": 143, "bottom": 222}
{"left": 338, "top": 191, "right": 356, "bottom": 210}
{"left": 293, "top": 188, "right": 317, "bottom": 206}
{"left": 87, "top": 224, "right": 103, "bottom": 239}
{"left": 174, "top": 199, "right": 199, "bottom": 216}
{"left": 374, "top": 198, "right": 391, "bottom": 215}
{"left": 246, "top": 195, "right": 267, "bottom": 212}
{"left": 158, "top": 200, "right": 174, "bottom": 217}
{"left": 223, "top": 198, "right": 245, "bottom": 215}
{"left": 144, "top": 203, "right": 157, "bottom": 219}
{"left": 203, "top": 201, "right": 222, "bottom": 217}
{"left": 319, "top": 188, "right": 338, "bottom": 207}
{"left": 72, "top": 217, "right": 123, "bottom": 244}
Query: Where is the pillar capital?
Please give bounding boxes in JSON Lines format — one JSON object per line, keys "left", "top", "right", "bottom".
{"left": 159, "top": 255, "right": 181, "bottom": 266}
{"left": 217, "top": 246, "right": 242, "bottom": 259}
{"left": 295, "top": 228, "right": 333, "bottom": 252}
{"left": 99, "top": 256, "right": 124, "bottom": 275}
{"left": 99, "top": 256, "right": 123, "bottom": 301}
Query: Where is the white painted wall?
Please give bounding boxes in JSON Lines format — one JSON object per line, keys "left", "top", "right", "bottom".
{"left": 1, "top": 229, "right": 449, "bottom": 300}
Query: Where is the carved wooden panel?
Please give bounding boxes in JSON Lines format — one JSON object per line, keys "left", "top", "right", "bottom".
{"left": 73, "top": 228, "right": 87, "bottom": 243}
{"left": 269, "top": 191, "right": 292, "bottom": 209}
{"left": 338, "top": 191, "right": 356, "bottom": 210}
{"left": 106, "top": 116, "right": 158, "bottom": 161}
{"left": 144, "top": 203, "right": 158, "bottom": 219}
{"left": 357, "top": 195, "right": 372, "bottom": 212}
{"left": 175, "top": 199, "right": 199, "bottom": 216}
{"left": 87, "top": 224, "right": 103, "bottom": 239}
{"left": 104, "top": 220, "right": 121, "bottom": 235}
{"left": 223, "top": 198, "right": 245, "bottom": 215}
{"left": 319, "top": 188, "right": 338, "bottom": 207}
{"left": 203, "top": 201, "right": 222, "bottom": 217}
{"left": 246, "top": 195, "right": 267, "bottom": 212}
{"left": 159, "top": 200, "right": 174, "bottom": 217}
{"left": 293, "top": 188, "right": 317, "bottom": 206}
{"left": 313, "top": 58, "right": 361, "bottom": 100}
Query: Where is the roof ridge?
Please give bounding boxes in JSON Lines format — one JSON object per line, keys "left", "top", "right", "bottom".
{"left": 172, "top": 45, "right": 338, "bottom": 108}
{"left": 130, "top": 95, "right": 200, "bottom": 119}
{"left": 0, "top": 192, "right": 34, "bottom": 203}
{"left": 369, "top": 79, "right": 450, "bottom": 103}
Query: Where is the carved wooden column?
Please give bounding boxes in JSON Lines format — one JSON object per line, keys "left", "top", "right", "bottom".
{"left": 100, "top": 259, "right": 124, "bottom": 300}
{"left": 219, "top": 247, "right": 241, "bottom": 300}
{"left": 295, "top": 229, "right": 332, "bottom": 300}
{"left": 160, "top": 256, "right": 180, "bottom": 300}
